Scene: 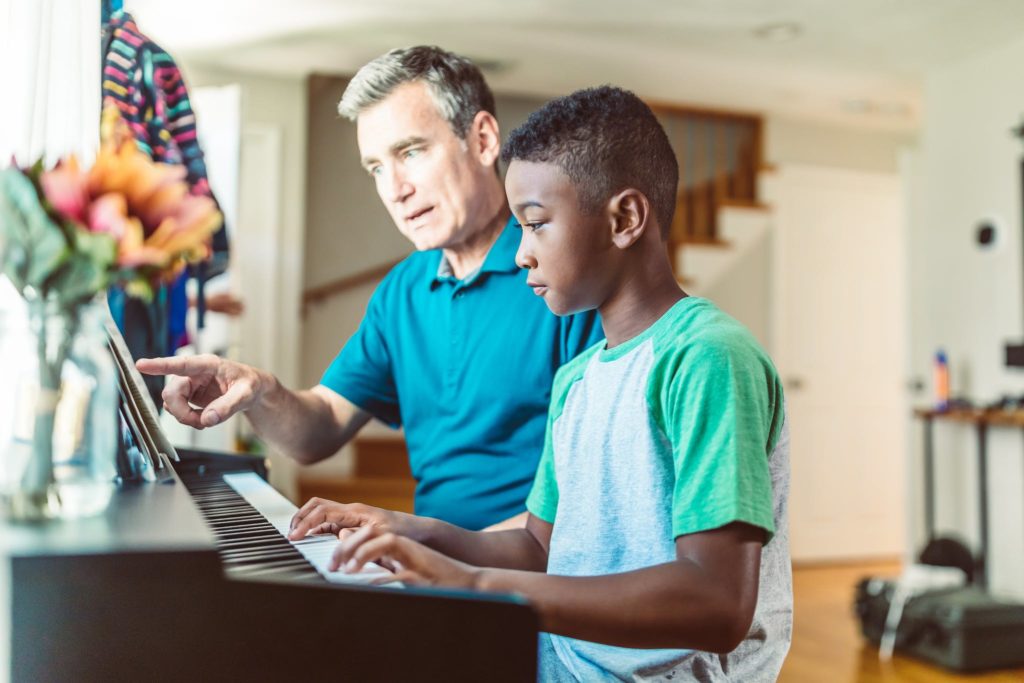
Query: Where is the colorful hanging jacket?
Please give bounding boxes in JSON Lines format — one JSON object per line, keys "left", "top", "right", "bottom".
{"left": 102, "top": 10, "right": 223, "bottom": 233}
{"left": 102, "top": 10, "right": 228, "bottom": 359}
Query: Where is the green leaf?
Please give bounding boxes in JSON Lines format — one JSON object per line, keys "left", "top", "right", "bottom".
{"left": 47, "top": 228, "right": 117, "bottom": 305}
{"left": 0, "top": 168, "right": 68, "bottom": 293}
{"left": 123, "top": 276, "right": 154, "bottom": 302}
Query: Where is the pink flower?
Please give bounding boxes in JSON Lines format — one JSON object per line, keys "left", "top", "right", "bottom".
{"left": 40, "top": 156, "right": 89, "bottom": 224}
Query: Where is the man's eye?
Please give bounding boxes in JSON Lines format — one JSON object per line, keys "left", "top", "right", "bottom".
{"left": 367, "top": 166, "right": 382, "bottom": 178}
{"left": 403, "top": 148, "right": 422, "bottom": 159}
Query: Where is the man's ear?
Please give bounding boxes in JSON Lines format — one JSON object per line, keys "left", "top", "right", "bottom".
{"left": 470, "top": 110, "right": 501, "bottom": 168}
{"left": 607, "top": 189, "right": 651, "bottom": 250}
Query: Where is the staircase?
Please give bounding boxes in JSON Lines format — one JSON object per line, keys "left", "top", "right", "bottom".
{"left": 674, "top": 201, "right": 773, "bottom": 295}
{"left": 297, "top": 437, "right": 415, "bottom": 512}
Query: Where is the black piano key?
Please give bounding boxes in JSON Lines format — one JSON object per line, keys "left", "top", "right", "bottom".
{"left": 179, "top": 474, "right": 328, "bottom": 584}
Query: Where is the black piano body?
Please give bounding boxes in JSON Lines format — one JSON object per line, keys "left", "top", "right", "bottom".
{"left": 3, "top": 317, "right": 539, "bottom": 682}
{"left": 6, "top": 447, "right": 538, "bottom": 682}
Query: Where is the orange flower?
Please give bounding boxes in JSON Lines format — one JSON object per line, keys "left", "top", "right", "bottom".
{"left": 85, "top": 106, "right": 222, "bottom": 274}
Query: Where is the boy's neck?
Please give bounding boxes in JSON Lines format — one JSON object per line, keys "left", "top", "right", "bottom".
{"left": 598, "top": 252, "right": 687, "bottom": 348}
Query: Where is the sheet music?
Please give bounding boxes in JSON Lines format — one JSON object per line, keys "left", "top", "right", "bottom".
{"left": 104, "top": 306, "right": 178, "bottom": 470}
{"left": 223, "top": 473, "right": 399, "bottom": 587}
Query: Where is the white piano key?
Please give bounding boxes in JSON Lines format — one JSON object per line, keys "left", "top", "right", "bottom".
{"left": 222, "top": 473, "right": 399, "bottom": 587}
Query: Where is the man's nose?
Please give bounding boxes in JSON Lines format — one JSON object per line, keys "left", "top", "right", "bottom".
{"left": 383, "top": 165, "right": 413, "bottom": 204}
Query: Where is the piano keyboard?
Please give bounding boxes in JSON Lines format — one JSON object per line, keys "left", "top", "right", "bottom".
{"left": 185, "top": 472, "right": 397, "bottom": 586}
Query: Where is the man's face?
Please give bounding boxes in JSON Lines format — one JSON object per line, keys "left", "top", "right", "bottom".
{"left": 506, "top": 160, "right": 615, "bottom": 316}
{"left": 356, "top": 81, "right": 492, "bottom": 251}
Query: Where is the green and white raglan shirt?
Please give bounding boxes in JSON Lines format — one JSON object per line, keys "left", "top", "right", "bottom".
{"left": 528, "top": 297, "right": 792, "bottom": 682}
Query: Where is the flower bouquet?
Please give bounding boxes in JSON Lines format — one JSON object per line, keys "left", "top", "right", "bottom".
{"left": 0, "top": 106, "right": 222, "bottom": 520}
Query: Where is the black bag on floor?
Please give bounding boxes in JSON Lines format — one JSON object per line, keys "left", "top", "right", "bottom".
{"left": 855, "top": 578, "right": 1024, "bottom": 672}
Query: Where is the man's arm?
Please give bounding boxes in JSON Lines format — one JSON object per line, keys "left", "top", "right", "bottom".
{"left": 247, "top": 383, "right": 372, "bottom": 464}
{"left": 136, "top": 355, "right": 371, "bottom": 464}
{"left": 335, "top": 519, "right": 763, "bottom": 653}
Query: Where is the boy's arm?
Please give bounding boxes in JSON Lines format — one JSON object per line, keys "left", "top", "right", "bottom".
{"left": 336, "top": 517, "right": 763, "bottom": 654}
{"left": 289, "top": 500, "right": 549, "bottom": 572}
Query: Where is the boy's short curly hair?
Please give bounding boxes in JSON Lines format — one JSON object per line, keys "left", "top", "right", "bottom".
{"left": 501, "top": 86, "right": 678, "bottom": 238}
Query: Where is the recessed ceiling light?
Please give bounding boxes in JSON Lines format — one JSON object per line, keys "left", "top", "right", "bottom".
{"left": 753, "top": 22, "right": 803, "bottom": 42}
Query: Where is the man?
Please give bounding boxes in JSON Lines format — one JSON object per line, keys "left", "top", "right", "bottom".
{"left": 138, "top": 46, "right": 602, "bottom": 530}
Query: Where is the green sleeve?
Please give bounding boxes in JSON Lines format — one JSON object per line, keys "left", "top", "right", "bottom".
{"left": 525, "top": 412, "right": 558, "bottom": 523}
{"left": 652, "top": 336, "right": 782, "bottom": 542}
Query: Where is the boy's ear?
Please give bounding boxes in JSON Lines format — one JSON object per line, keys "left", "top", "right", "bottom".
{"left": 607, "top": 189, "right": 651, "bottom": 250}
{"left": 471, "top": 111, "right": 501, "bottom": 168}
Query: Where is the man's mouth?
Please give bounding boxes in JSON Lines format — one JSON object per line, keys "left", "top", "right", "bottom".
{"left": 405, "top": 207, "right": 434, "bottom": 223}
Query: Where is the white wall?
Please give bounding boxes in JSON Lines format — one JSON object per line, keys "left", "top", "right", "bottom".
{"left": 766, "top": 115, "right": 914, "bottom": 174}
{"left": 700, "top": 116, "right": 913, "bottom": 352}
{"left": 909, "top": 33, "right": 1024, "bottom": 598}
{"left": 184, "top": 63, "right": 308, "bottom": 499}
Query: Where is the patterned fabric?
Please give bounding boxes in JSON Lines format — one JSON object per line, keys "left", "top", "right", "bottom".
{"left": 101, "top": 9, "right": 225, "bottom": 251}
{"left": 101, "top": 10, "right": 227, "bottom": 367}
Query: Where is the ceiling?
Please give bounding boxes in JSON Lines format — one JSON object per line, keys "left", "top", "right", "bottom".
{"left": 126, "top": 0, "right": 1024, "bottom": 130}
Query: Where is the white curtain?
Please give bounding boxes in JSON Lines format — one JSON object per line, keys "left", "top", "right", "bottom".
{"left": 0, "top": 0, "right": 101, "bottom": 166}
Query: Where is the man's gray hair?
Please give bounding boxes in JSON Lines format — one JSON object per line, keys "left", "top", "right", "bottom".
{"left": 338, "top": 46, "right": 496, "bottom": 139}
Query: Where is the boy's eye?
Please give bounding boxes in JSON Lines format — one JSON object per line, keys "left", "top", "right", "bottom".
{"left": 525, "top": 221, "right": 546, "bottom": 232}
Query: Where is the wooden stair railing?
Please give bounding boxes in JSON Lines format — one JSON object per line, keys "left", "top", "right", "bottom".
{"left": 648, "top": 102, "right": 765, "bottom": 279}
{"left": 301, "top": 256, "right": 406, "bottom": 316}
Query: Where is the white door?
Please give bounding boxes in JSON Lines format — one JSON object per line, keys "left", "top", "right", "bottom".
{"left": 768, "top": 164, "right": 907, "bottom": 562}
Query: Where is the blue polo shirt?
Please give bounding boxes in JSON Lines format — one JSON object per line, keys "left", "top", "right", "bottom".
{"left": 321, "top": 218, "right": 603, "bottom": 530}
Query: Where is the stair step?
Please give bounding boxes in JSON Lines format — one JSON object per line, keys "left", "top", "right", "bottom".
{"left": 352, "top": 437, "right": 411, "bottom": 478}
{"left": 297, "top": 476, "right": 416, "bottom": 514}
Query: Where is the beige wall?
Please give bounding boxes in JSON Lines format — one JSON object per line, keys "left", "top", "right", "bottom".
{"left": 908, "top": 33, "right": 1024, "bottom": 598}
{"left": 184, "top": 63, "right": 308, "bottom": 497}
{"left": 766, "top": 115, "right": 914, "bottom": 173}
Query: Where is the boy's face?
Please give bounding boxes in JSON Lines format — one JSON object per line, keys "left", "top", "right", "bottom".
{"left": 506, "top": 160, "right": 615, "bottom": 316}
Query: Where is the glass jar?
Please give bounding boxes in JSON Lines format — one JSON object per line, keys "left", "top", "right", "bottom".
{"left": 0, "top": 294, "right": 118, "bottom": 520}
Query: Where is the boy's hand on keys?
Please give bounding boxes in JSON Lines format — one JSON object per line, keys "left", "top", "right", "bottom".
{"left": 287, "top": 498, "right": 415, "bottom": 542}
{"left": 330, "top": 524, "right": 479, "bottom": 590}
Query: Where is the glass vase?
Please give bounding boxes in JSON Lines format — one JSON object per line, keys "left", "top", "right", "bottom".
{"left": 0, "top": 294, "right": 118, "bottom": 521}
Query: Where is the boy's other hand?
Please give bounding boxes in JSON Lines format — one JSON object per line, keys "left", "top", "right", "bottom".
{"left": 287, "top": 498, "right": 413, "bottom": 542}
{"left": 329, "top": 524, "right": 479, "bottom": 589}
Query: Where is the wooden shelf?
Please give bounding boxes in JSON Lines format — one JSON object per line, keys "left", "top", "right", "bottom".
{"left": 718, "top": 198, "right": 771, "bottom": 211}
{"left": 913, "top": 407, "right": 1024, "bottom": 427}
{"left": 679, "top": 236, "right": 732, "bottom": 248}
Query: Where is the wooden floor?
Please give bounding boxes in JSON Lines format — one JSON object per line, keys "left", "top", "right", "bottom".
{"left": 780, "top": 562, "right": 1024, "bottom": 682}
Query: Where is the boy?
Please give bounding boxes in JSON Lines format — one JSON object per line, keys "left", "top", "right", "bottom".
{"left": 289, "top": 86, "right": 792, "bottom": 681}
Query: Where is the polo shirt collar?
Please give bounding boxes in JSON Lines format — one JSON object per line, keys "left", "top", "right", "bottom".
{"left": 430, "top": 215, "right": 520, "bottom": 288}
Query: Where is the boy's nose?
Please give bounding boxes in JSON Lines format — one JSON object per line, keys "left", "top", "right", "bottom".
{"left": 515, "top": 234, "right": 536, "bottom": 270}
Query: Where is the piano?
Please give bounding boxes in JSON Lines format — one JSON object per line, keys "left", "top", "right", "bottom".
{"left": 1, "top": 312, "right": 538, "bottom": 682}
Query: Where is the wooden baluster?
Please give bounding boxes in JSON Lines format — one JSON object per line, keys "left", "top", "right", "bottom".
{"left": 715, "top": 120, "right": 729, "bottom": 204}
{"left": 693, "top": 118, "right": 708, "bottom": 241}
